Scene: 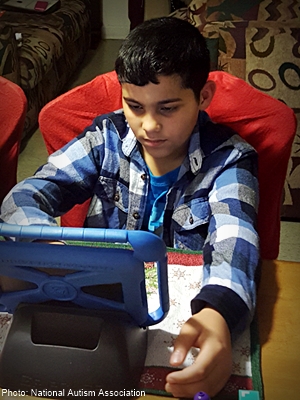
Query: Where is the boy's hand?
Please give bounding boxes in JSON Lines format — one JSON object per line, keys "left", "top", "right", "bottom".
{"left": 165, "top": 307, "right": 232, "bottom": 398}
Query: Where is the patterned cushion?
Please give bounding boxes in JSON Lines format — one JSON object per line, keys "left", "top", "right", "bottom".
{"left": 201, "top": 22, "right": 220, "bottom": 71}
{"left": 217, "top": 20, "right": 300, "bottom": 220}
{"left": 0, "top": 0, "right": 91, "bottom": 142}
{"left": 0, "top": 0, "right": 90, "bottom": 90}
{"left": 170, "top": 8, "right": 220, "bottom": 72}
{"left": 245, "top": 22, "right": 300, "bottom": 219}
{"left": 213, "top": 20, "right": 249, "bottom": 78}
{"left": 284, "top": 109, "right": 300, "bottom": 220}
{"left": 0, "top": 23, "right": 19, "bottom": 85}
{"left": 245, "top": 23, "right": 299, "bottom": 103}
{"left": 171, "top": 0, "right": 300, "bottom": 220}
{"left": 186, "top": 0, "right": 300, "bottom": 30}
{"left": 15, "top": 26, "right": 64, "bottom": 90}
{"left": 0, "top": 0, "right": 90, "bottom": 42}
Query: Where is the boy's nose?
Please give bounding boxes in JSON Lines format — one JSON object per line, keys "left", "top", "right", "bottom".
{"left": 142, "top": 114, "right": 161, "bottom": 134}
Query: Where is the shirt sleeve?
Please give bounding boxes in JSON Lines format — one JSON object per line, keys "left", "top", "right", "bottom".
{"left": 191, "top": 151, "right": 260, "bottom": 338}
{"left": 0, "top": 122, "right": 105, "bottom": 226}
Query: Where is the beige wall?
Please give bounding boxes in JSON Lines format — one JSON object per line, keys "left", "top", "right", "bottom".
{"left": 102, "top": 0, "right": 130, "bottom": 39}
{"left": 102, "top": 0, "right": 170, "bottom": 39}
{"left": 144, "top": 0, "right": 170, "bottom": 20}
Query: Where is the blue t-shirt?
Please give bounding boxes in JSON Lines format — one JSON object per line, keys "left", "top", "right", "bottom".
{"left": 143, "top": 166, "right": 180, "bottom": 236}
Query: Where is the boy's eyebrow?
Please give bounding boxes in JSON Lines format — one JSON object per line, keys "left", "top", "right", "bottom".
{"left": 123, "top": 97, "right": 182, "bottom": 104}
{"left": 158, "top": 98, "right": 182, "bottom": 104}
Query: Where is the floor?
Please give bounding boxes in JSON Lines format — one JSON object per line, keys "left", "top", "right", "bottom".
{"left": 17, "top": 40, "right": 300, "bottom": 263}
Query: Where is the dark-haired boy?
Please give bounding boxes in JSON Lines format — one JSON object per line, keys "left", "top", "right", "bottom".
{"left": 1, "top": 17, "right": 259, "bottom": 398}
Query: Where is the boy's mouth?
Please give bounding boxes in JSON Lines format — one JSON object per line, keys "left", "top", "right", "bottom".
{"left": 144, "top": 138, "right": 166, "bottom": 147}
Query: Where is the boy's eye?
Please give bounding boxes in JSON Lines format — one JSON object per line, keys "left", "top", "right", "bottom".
{"left": 160, "top": 106, "right": 177, "bottom": 113}
{"left": 128, "top": 104, "right": 143, "bottom": 111}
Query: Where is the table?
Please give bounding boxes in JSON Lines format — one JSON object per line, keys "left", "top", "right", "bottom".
{"left": 2, "top": 260, "right": 300, "bottom": 400}
{"left": 256, "top": 259, "right": 300, "bottom": 399}
{"left": 139, "top": 259, "right": 300, "bottom": 399}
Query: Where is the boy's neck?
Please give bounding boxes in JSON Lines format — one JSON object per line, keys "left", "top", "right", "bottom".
{"left": 143, "top": 153, "right": 185, "bottom": 176}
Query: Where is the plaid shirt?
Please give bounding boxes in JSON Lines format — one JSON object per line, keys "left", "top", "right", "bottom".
{"left": 1, "top": 110, "right": 259, "bottom": 336}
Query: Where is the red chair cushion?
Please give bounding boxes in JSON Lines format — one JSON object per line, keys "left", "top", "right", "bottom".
{"left": 207, "top": 71, "right": 296, "bottom": 259}
{"left": 39, "top": 71, "right": 122, "bottom": 228}
{"left": 0, "top": 77, "right": 27, "bottom": 204}
{"left": 39, "top": 71, "right": 297, "bottom": 259}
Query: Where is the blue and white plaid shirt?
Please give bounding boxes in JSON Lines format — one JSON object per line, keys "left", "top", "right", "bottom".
{"left": 1, "top": 110, "right": 259, "bottom": 337}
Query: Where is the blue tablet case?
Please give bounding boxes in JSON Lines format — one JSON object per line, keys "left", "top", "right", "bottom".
{"left": 0, "top": 223, "right": 169, "bottom": 327}
{"left": 0, "top": 223, "right": 169, "bottom": 394}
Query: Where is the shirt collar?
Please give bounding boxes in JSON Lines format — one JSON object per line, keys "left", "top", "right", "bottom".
{"left": 188, "top": 127, "right": 203, "bottom": 174}
{"left": 122, "top": 126, "right": 137, "bottom": 157}
{"left": 187, "top": 111, "right": 210, "bottom": 174}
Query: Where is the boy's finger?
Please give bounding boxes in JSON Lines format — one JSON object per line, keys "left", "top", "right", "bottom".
{"left": 168, "top": 341, "right": 217, "bottom": 383}
{"left": 166, "top": 345, "right": 232, "bottom": 398}
{"left": 170, "top": 317, "right": 204, "bottom": 366}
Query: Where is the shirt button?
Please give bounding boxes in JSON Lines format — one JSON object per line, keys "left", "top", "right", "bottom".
{"left": 133, "top": 212, "right": 140, "bottom": 220}
{"left": 141, "top": 174, "right": 147, "bottom": 180}
{"left": 114, "top": 193, "right": 120, "bottom": 202}
{"left": 189, "top": 216, "right": 194, "bottom": 224}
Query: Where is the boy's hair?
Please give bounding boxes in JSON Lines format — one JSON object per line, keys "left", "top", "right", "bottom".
{"left": 115, "top": 17, "right": 210, "bottom": 101}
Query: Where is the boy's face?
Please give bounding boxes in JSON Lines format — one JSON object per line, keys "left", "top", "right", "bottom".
{"left": 121, "top": 74, "right": 201, "bottom": 175}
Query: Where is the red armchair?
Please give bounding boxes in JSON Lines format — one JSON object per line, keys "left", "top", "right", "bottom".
{"left": 39, "top": 71, "right": 296, "bottom": 259}
{"left": 0, "top": 77, "right": 27, "bottom": 204}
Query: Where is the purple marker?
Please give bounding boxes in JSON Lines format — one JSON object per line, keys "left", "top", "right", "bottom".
{"left": 194, "top": 392, "right": 211, "bottom": 400}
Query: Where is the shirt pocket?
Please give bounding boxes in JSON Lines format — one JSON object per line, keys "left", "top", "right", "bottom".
{"left": 96, "top": 177, "right": 129, "bottom": 213}
{"left": 172, "top": 198, "right": 209, "bottom": 250}
{"left": 172, "top": 198, "right": 209, "bottom": 231}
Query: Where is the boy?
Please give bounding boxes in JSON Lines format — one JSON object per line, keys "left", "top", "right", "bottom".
{"left": 0, "top": 17, "right": 259, "bottom": 398}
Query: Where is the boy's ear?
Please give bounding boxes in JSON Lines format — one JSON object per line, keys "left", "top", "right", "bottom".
{"left": 199, "top": 80, "right": 216, "bottom": 110}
